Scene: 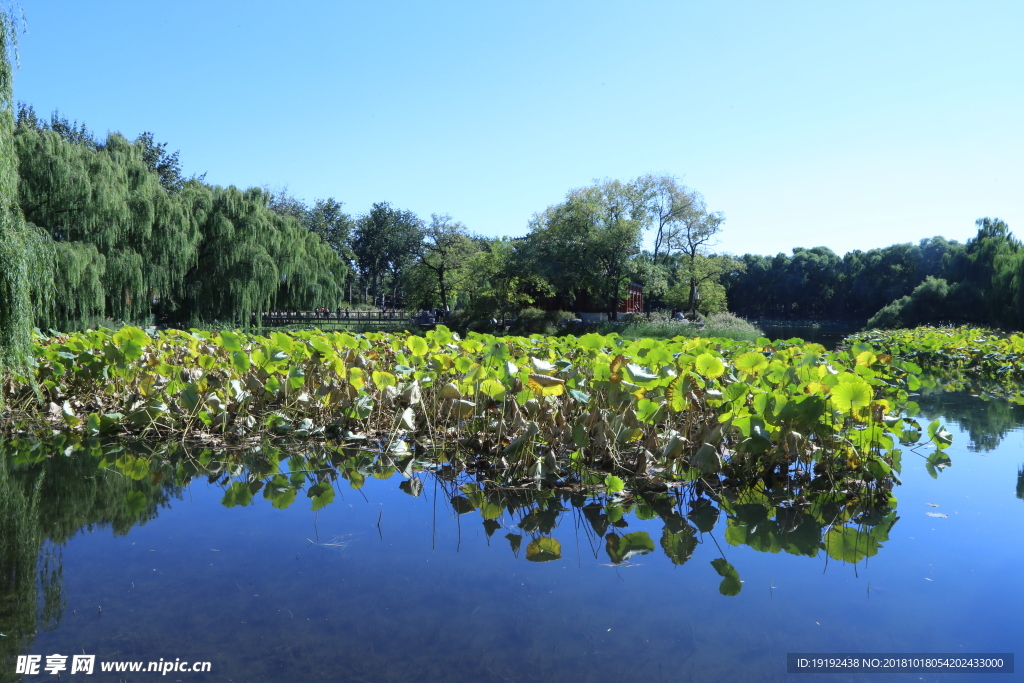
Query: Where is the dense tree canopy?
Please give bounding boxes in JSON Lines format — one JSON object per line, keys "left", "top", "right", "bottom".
{"left": 523, "top": 179, "right": 648, "bottom": 317}
{"left": 7, "top": 108, "right": 350, "bottom": 330}
{"left": 723, "top": 220, "right": 1024, "bottom": 330}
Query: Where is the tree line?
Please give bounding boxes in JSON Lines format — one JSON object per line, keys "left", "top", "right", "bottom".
{"left": 5, "top": 95, "right": 735, "bottom": 335}
{"left": 724, "top": 218, "right": 1021, "bottom": 329}
{"left": 13, "top": 93, "right": 1019, "bottom": 339}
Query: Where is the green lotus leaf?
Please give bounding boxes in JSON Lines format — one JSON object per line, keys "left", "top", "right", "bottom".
{"left": 694, "top": 353, "right": 725, "bottom": 379}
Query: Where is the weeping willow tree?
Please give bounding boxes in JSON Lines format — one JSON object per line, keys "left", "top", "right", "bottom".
{"left": 179, "top": 185, "right": 344, "bottom": 324}
{"left": 14, "top": 120, "right": 346, "bottom": 329}
{"left": 275, "top": 221, "right": 348, "bottom": 310}
{"left": 16, "top": 126, "right": 198, "bottom": 328}
{"left": 0, "top": 9, "right": 51, "bottom": 367}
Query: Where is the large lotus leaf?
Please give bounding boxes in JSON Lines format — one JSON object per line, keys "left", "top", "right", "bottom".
{"left": 530, "top": 357, "right": 556, "bottom": 374}
{"left": 660, "top": 528, "right": 697, "bottom": 565}
{"left": 576, "top": 333, "right": 607, "bottom": 350}
{"left": 604, "top": 474, "right": 625, "bottom": 493}
{"left": 406, "top": 335, "right": 428, "bottom": 356}
{"left": 823, "top": 526, "right": 878, "bottom": 564}
{"left": 625, "top": 363, "right": 660, "bottom": 387}
{"left": 734, "top": 352, "right": 768, "bottom": 375}
{"left": 582, "top": 503, "right": 609, "bottom": 537}
{"left": 439, "top": 382, "right": 461, "bottom": 399}
{"left": 479, "top": 379, "right": 506, "bottom": 399}
{"left": 605, "top": 531, "right": 655, "bottom": 564}
{"left": 309, "top": 483, "right": 336, "bottom": 510}
{"left": 528, "top": 374, "right": 565, "bottom": 397}
{"left": 927, "top": 420, "right": 954, "bottom": 448}
{"left": 694, "top": 353, "right": 726, "bottom": 379}
{"left": 666, "top": 374, "right": 689, "bottom": 412}
{"left": 688, "top": 499, "right": 719, "bottom": 533}
{"left": 722, "top": 381, "right": 749, "bottom": 403}
{"left": 831, "top": 380, "right": 872, "bottom": 413}
{"left": 925, "top": 451, "right": 952, "bottom": 478}
{"left": 399, "top": 477, "right": 424, "bottom": 497}
{"left": 222, "top": 481, "right": 254, "bottom": 508}
{"left": 691, "top": 443, "right": 722, "bottom": 475}
{"left": 506, "top": 533, "right": 523, "bottom": 554}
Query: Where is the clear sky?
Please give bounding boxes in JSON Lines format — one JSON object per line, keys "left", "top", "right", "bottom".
{"left": 9, "top": 0, "right": 1022, "bottom": 257}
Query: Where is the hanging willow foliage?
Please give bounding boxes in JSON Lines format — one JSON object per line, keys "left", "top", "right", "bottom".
{"left": 16, "top": 127, "right": 199, "bottom": 326}
{"left": 178, "top": 185, "right": 344, "bottom": 325}
{"left": 42, "top": 239, "right": 105, "bottom": 331}
{"left": 0, "top": 11, "right": 52, "bottom": 368}
{"left": 12, "top": 75, "right": 346, "bottom": 332}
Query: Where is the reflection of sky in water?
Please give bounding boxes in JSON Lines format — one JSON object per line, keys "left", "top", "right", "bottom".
{"left": 25, "top": 392, "right": 1024, "bottom": 682}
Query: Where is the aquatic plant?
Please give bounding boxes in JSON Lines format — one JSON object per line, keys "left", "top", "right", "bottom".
{"left": 3, "top": 325, "right": 947, "bottom": 499}
{"left": 848, "top": 326, "right": 1024, "bottom": 381}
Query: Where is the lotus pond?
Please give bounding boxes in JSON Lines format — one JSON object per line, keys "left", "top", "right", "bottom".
{"left": 1, "top": 327, "right": 1022, "bottom": 681}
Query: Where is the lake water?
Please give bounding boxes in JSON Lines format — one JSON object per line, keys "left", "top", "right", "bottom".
{"left": 757, "top": 324, "right": 864, "bottom": 351}
{"left": 2, "top": 389, "right": 1022, "bottom": 682}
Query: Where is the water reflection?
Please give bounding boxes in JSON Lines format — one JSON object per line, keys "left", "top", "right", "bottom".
{"left": 0, "top": 441, "right": 181, "bottom": 682}
{"left": 2, "top": 424, "right": 1022, "bottom": 682}
{"left": 0, "top": 433, "right": 901, "bottom": 669}
{"left": 913, "top": 373, "right": 1024, "bottom": 452}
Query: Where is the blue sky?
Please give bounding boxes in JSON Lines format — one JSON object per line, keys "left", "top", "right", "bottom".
{"left": 9, "top": 0, "right": 1022, "bottom": 256}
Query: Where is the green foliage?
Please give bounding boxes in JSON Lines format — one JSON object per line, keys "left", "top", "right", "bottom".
{"left": 12, "top": 116, "right": 348, "bottom": 330}
{"left": 406, "top": 213, "right": 480, "bottom": 310}
{"left": 726, "top": 220, "right": 1024, "bottom": 330}
{"left": 0, "top": 11, "right": 52, "bottom": 370}
{"left": 522, "top": 178, "right": 647, "bottom": 316}
{"left": 849, "top": 326, "right": 1024, "bottom": 383}
{"left": 504, "top": 308, "right": 577, "bottom": 336}
{"left": 866, "top": 276, "right": 952, "bottom": 329}
{"left": 352, "top": 202, "right": 422, "bottom": 304}
{"left": 8, "top": 323, "right": 946, "bottom": 511}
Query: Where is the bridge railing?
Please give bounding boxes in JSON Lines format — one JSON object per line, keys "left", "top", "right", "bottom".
{"left": 256, "top": 310, "right": 414, "bottom": 327}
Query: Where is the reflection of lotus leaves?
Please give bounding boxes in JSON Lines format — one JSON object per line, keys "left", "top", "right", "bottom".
{"left": 710, "top": 558, "right": 742, "bottom": 596}
{"left": 660, "top": 527, "right": 697, "bottom": 565}
{"left": 688, "top": 499, "right": 719, "bottom": 533}
{"left": 605, "top": 531, "right": 655, "bottom": 564}
{"left": 526, "top": 537, "right": 561, "bottom": 562}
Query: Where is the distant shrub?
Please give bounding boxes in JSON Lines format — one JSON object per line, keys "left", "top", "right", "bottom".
{"left": 580, "top": 311, "right": 762, "bottom": 342}
{"left": 697, "top": 312, "right": 763, "bottom": 341}
{"left": 867, "top": 277, "right": 952, "bottom": 329}
{"left": 507, "top": 308, "right": 576, "bottom": 336}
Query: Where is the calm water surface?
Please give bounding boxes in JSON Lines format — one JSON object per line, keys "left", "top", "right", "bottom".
{"left": 3, "top": 391, "right": 1023, "bottom": 682}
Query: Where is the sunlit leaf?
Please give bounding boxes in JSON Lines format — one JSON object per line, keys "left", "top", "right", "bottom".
{"left": 831, "top": 380, "right": 872, "bottom": 413}
{"left": 694, "top": 353, "right": 725, "bottom": 379}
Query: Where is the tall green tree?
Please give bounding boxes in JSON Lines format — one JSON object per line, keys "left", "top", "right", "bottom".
{"left": 15, "top": 126, "right": 199, "bottom": 324}
{"left": 305, "top": 197, "right": 355, "bottom": 264}
{"left": 633, "top": 173, "right": 702, "bottom": 263}
{"left": 411, "top": 213, "right": 478, "bottom": 310}
{"left": 352, "top": 202, "right": 422, "bottom": 305}
{"left": 525, "top": 179, "right": 646, "bottom": 318}
{"left": 672, "top": 204, "right": 725, "bottom": 315}
{"left": 0, "top": 10, "right": 51, "bottom": 367}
